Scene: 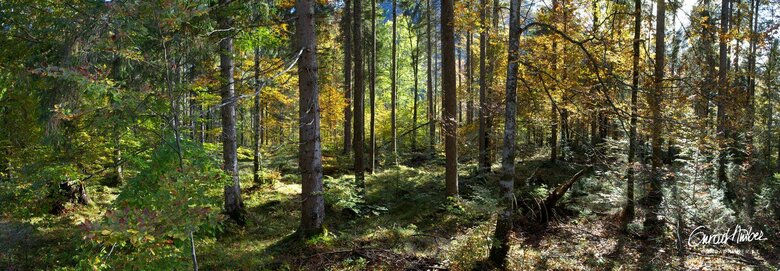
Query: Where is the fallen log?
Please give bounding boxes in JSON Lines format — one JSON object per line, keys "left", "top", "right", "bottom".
{"left": 535, "top": 166, "right": 593, "bottom": 224}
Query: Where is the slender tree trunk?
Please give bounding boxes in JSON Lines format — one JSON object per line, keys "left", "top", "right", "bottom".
{"left": 343, "top": 0, "right": 353, "bottom": 155}
{"left": 410, "top": 24, "right": 420, "bottom": 151}
{"left": 392, "top": 0, "right": 398, "bottom": 162}
{"left": 766, "top": 41, "right": 777, "bottom": 165}
{"left": 427, "top": 0, "right": 435, "bottom": 154}
{"left": 466, "top": 31, "right": 473, "bottom": 125}
{"left": 747, "top": 0, "right": 758, "bottom": 147}
{"left": 717, "top": 0, "right": 731, "bottom": 190}
{"left": 550, "top": 0, "right": 559, "bottom": 163}
{"left": 442, "top": 0, "right": 459, "bottom": 197}
{"left": 253, "top": 47, "right": 263, "bottom": 186}
{"left": 644, "top": 0, "right": 665, "bottom": 240}
{"left": 623, "top": 0, "right": 640, "bottom": 231}
{"left": 551, "top": 103, "right": 558, "bottom": 162}
{"left": 478, "top": 0, "right": 489, "bottom": 171}
{"left": 458, "top": 51, "right": 463, "bottom": 125}
{"left": 353, "top": 0, "right": 365, "bottom": 191}
{"left": 297, "top": 0, "right": 325, "bottom": 237}
{"left": 488, "top": 0, "right": 520, "bottom": 265}
{"left": 370, "top": 0, "right": 377, "bottom": 173}
{"left": 697, "top": 0, "right": 716, "bottom": 130}
{"left": 218, "top": 0, "right": 245, "bottom": 225}
{"left": 743, "top": 0, "right": 759, "bottom": 220}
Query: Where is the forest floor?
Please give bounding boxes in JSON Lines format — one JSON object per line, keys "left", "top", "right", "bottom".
{"left": 1, "top": 149, "right": 778, "bottom": 270}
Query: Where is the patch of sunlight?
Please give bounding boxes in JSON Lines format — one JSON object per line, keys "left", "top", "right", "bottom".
{"left": 274, "top": 182, "right": 301, "bottom": 195}
{"left": 441, "top": 215, "right": 496, "bottom": 270}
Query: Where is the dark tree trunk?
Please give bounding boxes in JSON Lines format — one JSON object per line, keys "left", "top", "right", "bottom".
{"left": 696, "top": 0, "right": 716, "bottom": 130}
{"left": 370, "top": 0, "right": 377, "bottom": 173}
{"left": 550, "top": 0, "right": 559, "bottom": 163}
{"left": 644, "top": 0, "right": 665, "bottom": 239}
{"left": 717, "top": 0, "right": 731, "bottom": 190}
{"left": 427, "top": 0, "right": 435, "bottom": 154}
{"left": 623, "top": 0, "right": 641, "bottom": 231}
{"left": 442, "top": 0, "right": 459, "bottom": 197}
{"left": 488, "top": 0, "right": 520, "bottom": 265}
{"left": 410, "top": 23, "right": 420, "bottom": 151}
{"left": 551, "top": 104, "right": 558, "bottom": 162}
{"left": 218, "top": 0, "right": 245, "bottom": 225}
{"left": 343, "top": 0, "right": 353, "bottom": 155}
{"left": 353, "top": 0, "right": 366, "bottom": 190}
{"left": 466, "top": 31, "right": 473, "bottom": 125}
{"left": 478, "top": 0, "right": 489, "bottom": 171}
{"left": 297, "top": 0, "right": 325, "bottom": 237}
{"left": 767, "top": 41, "right": 778, "bottom": 165}
{"left": 391, "top": 0, "right": 399, "bottom": 162}
{"left": 253, "top": 47, "right": 262, "bottom": 186}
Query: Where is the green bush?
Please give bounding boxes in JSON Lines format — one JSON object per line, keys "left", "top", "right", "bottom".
{"left": 77, "top": 141, "right": 226, "bottom": 270}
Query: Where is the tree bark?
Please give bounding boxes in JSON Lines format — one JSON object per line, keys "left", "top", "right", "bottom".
{"left": 392, "top": 0, "right": 399, "bottom": 162}
{"left": 253, "top": 47, "right": 262, "bottom": 186}
{"left": 623, "top": 0, "right": 640, "bottom": 231}
{"left": 766, "top": 41, "right": 777, "bottom": 165}
{"left": 466, "top": 31, "right": 473, "bottom": 125}
{"left": 370, "top": 0, "right": 377, "bottom": 173}
{"left": 297, "top": 0, "right": 325, "bottom": 237}
{"left": 427, "top": 0, "right": 435, "bottom": 154}
{"left": 353, "top": 0, "right": 366, "bottom": 191}
{"left": 551, "top": 103, "right": 558, "bottom": 162}
{"left": 478, "top": 0, "right": 489, "bottom": 172}
{"left": 218, "top": 0, "right": 245, "bottom": 225}
{"left": 343, "top": 0, "right": 353, "bottom": 155}
{"left": 549, "top": 0, "right": 559, "bottom": 163}
{"left": 717, "top": 0, "right": 731, "bottom": 189}
{"left": 488, "top": 0, "right": 520, "bottom": 265}
{"left": 410, "top": 23, "right": 420, "bottom": 151}
{"left": 442, "top": 0, "right": 459, "bottom": 197}
{"left": 644, "top": 0, "right": 665, "bottom": 239}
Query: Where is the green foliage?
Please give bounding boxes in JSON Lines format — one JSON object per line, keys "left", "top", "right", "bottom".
{"left": 77, "top": 141, "right": 226, "bottom": 270}
{"left": 324, "top": 175, "right": 363, "bottom": 214}
{"left": 323, "top": 175, "right": 388, "bottom": 217}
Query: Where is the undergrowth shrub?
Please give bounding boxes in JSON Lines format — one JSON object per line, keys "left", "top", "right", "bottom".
{"left": 77, "top": 141, "right": 226, "bottom": 270}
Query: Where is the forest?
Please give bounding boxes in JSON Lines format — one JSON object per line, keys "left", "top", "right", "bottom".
{"left": 1, "top": 0, "right": 779, "bottom": 270}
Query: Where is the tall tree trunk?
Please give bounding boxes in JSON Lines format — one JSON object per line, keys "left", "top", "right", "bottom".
{"left": 488, "top": 0, "right": 520, "bottom": 265}
{"left": 623, "top": 0, "right": 640, "bottom": 231}
{"left": 343, "top": 0, "right": 353, "bottom": 155}
{"left": 466, "top": 31, "right": 473, "bottom": 125}
{"left": 218, "top": 0, "right": 245, "bottom": 225}
{"left": 427, "top": 0, "right": 435, "bottom": 154}
{"left": 747, "top": 0, "right": 758, "bottom": 148}
{"left": 410, "top": 24, "right": 420, "bottom": 151}
{"left": 297, "top": 0, "right": 325, "bottom": 237}
{"left": 550, "top": 0, "right": 559, "bottom": 163}
{"left": 644, "top": 0, "right": 665, "bottom": 239}
{"left": 478, "top": 0, "right": 489, "bottom": 171}
{"left": 253, "top": 47, "right": 263, "bottom": 186}
{"left": 458, "top": 51, "right": 463, "bottom": 124}
{"left": 717, "top": 0, "right": 731, "bottom": 190}
{"left": 766, "top": 41, "right": 777, "bottom": 165}
{"left": 392, "top": 0, "right": 399, "bottom": 162}
{"left": 442, "top": 0, "right": 459, "bottom": 197}
{"left": 353, "top": 0, "right": 366, "bottom": 191}
{"left": 743, "top": 0, "right": 759, "bottom": 220}
{"left": 551, "top": 103, "right": 558, "bottom": 162}
{"left": 697, "top": 0, "right": 716, "bottom": 131}
{"left": 370, "top": 0, "right": 377, "bottom": 173}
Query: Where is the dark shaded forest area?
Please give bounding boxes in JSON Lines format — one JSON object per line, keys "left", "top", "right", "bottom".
{"left": 1, "top": 0, "right": 780, "bottom": 270}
